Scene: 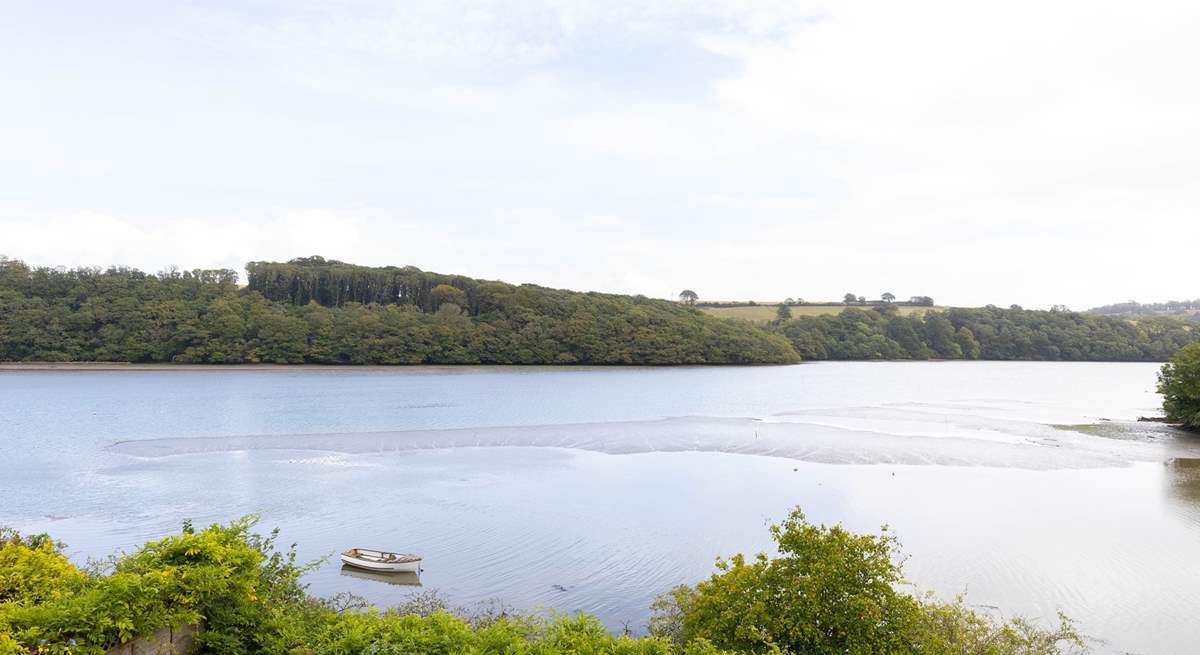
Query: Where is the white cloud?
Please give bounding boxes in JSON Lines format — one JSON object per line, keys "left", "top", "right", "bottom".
{"left": 0, "top": 211, "right": 383, "bottom": 276}
{"left": 2, "top": 0, "right": 1198, "bottom": 308}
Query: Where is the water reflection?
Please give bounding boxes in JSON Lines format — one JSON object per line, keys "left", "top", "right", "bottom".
{"left": 340, "top": 565, "right": 423, "bottom": 587}
{"left": 1165, "top": 457, "right": 1200, "bottom": 521}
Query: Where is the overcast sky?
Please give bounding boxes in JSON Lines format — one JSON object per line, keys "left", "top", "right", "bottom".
{"left": 3, "top": 1, "right": 1198, "bottom": 308}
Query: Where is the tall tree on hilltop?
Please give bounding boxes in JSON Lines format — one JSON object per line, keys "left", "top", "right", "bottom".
{"left": 431, "top": 284, "right": 467, "bottom": 309}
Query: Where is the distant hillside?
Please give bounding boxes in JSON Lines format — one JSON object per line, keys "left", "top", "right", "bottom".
{"left": 0, "top": 256, "right": 798, "bottom": 365}
{"left": 778, "top": 305, "right": 1198, "bottom": 361}
{"left": 1088, "top": 299, "right": 1200, "bottom": 320}
{"left": 4, "top": 254, "right": 1196, "bottom": 365}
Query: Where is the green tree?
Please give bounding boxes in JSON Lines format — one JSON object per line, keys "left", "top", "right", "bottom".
{"left": 653, "top": 508, "right": 922, "bottom": 654}
{"left": 1159, "top": 343, "right": 1200, "bottom": 429}
{"left": 844, "top": 293, "right": 857, "bottom": 305}
{"left": 679, "top": 289, "right": 699, "bottom": 305}
{"left": 924, "top": 314, "right": 963, "bottom": 359}
{"left": 882, "top": 292, "right": 895, "bottom": 303}
{"left": 956, "top": 326, "right": 982, "bottom": 360}
{"left": 430, "top": 284, "right": 466, "bottom": 309}
{"left": 776, "top": 304, "right": 792, "bottom": 322}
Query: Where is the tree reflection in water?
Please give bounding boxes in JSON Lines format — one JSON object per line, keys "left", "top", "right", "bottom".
{"left": 1166, "top": 457, "right": 1200, "bottom": 514}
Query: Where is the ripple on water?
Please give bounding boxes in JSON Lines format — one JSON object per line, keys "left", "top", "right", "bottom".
{"left": 6, "top": 363, "right": 1200, "bottom": 655}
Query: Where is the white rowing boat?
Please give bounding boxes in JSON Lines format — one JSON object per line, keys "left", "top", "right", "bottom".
{"left": 340, "top": 548, "right": 422, "bottom": 573}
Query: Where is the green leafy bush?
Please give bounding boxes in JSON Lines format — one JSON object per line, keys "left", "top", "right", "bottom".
{"left": 0, "top": 518, "right": 308, "bottom": 654}
{"left": 1159, "top": 342, "right": 1200, "bottom": 429}
{"left": 0, "top": 530, "right": 85, "bottom": 607}
{"left": 650, "top": 508, "right": 1086, "bottom": 655}
{"left": 1, "top": 513, "right": 1085, "bottom": 655}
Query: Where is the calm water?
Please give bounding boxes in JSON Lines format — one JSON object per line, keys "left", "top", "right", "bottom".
{"left": 2, "top": 362, "right": 1199, "bottom": 654}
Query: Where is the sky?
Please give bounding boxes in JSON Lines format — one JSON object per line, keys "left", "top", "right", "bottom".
{"left": 2, "top": 0, "right": 1198, "bottom": 309}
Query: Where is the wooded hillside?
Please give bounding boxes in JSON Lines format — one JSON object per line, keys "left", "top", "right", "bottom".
{"left": 0, "top": 256, "right": 798, "bottom": 365}
{"left": 2, "top": 255, "right": 1196, "bottom": 365}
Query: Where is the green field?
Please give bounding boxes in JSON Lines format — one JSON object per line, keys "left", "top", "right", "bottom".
{"left": 699, "top": 303, "right": 939, "bottom": 323}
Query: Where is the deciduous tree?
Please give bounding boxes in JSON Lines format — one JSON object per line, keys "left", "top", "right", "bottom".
{"left": 1159, "top": 343, "right": 1200, "bottom": 429}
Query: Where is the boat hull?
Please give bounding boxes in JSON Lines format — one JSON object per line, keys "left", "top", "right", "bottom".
{"left": 340, "top": 554, "right": 421, "bottom": 573}
{"left": 340, "top": 565, "right": 422, "bottom": 586}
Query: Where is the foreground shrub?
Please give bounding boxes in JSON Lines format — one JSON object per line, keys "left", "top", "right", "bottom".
{"left": 0, "top": 518, "right": 307, "bottom": 654}
{"left": 912, "top": 597, "right": 1085, "bottom": 655}
{"left": 302, "top": 610, "right": 683, "bottom": 655}
{"left": 0, "top": 530, "right": 86, "bottom": 607}
{"left": 650, "top": 508, "right": 1086, "bottom": 655}
{"left": 2, "top": 512, "right": 1085, "bottom": 654}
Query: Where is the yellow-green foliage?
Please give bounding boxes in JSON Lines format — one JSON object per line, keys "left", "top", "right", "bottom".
{"left": 0, "top": 518, "right": 288, "bottom": 654}
{"left": 1, "top": 513, "right": 1084, "bottom": 655}
{"left": 650, "top": 509, "right": 1087, "bottom": 655}
{"left": 0, "top": 532, "right": 86, "bottom": 606}
{"left": 301, "top": 610, "right": 683, "bottom": 655}
{"left": 650, "top": 509, "right": 921, "bottom": 654}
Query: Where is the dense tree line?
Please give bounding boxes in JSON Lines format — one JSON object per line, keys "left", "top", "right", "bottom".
{"left": 244, "top": 256, "right": 484, "bottom": 311}
{"left": 0, "top": 256, "right": 797, "bottom": 365}
{"left": 777, "top": 305, "right": 1198, "bottom": 361}
{"left": 3, "top": 255, "right": 1195, "bottom": 365}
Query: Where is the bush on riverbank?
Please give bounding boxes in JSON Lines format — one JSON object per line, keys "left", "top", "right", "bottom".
{"left": 650, "top": 509, "right": 1086, "bottom": 655}
{"left": 0, "top": 514, "right": 1087, "bottom": 654}
{"left": 1159, "top": 342, "right": 1200, "bottom": 429}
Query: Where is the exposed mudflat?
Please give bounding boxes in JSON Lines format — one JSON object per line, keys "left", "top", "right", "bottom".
{"left": 109, "top": 411, "right": 1197, "bottom": 470}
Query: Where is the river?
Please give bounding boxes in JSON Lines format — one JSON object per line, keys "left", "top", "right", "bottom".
{"left": 2, "top": 362, "right": 1198, "bottom": 653}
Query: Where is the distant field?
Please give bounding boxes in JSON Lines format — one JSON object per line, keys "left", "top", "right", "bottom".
{"left": 699, "top": 303, "right": 939, "bottom": 322}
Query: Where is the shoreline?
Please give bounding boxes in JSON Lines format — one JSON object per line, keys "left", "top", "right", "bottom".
{"left": 0, "top": 362, "right": 796, "bottom": 371}
{"left": 0, "top": 359, "right": 1171, "bottom": 371}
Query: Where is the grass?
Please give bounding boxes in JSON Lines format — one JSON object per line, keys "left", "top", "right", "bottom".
{"left": 1051, "top": 421, "right": 1174, "bottom": 442}
{"left": 1051, "top": 423, "right": 1113, "bottom": 437}
{"left": 699, "top": 304, "right": 939, "bottom": 323}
